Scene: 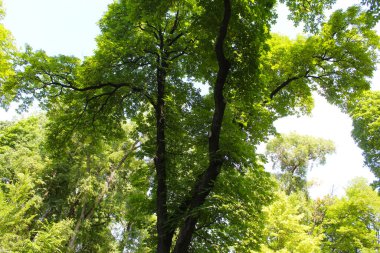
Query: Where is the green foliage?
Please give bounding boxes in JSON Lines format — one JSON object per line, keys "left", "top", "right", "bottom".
{"left": 361, "top": 0, "right": 380, "bottom": 25}
{"left": 316, "top": 6, "right": 379, "bottom": 107}
{"left": 321, "top": 178, "right": 380, "bottom": 252}
{"left": 259, "top": 191, "right": 322, "bottom": 253}
{"left": 261, "top": 6, "right": 379, "bottom": 113}
{"left": 280, "top": 0, "right": 336, "bottom": 33}
{"left": 0, "top": 117, "right": 75, "bottom": 252}
{"left": 0, "top": 1, "right": 379, "bottom": 252}
{"left": 42, "top": 115, "right": 152, "bottom": 252}
{"left": 0, "top": 172, "right": 73, "bottom": 252}
{"left": 349, "top": 91, "right": 380, "bottom": 189}
{"left": 257, "top": 178, "right": 380, "bottom": 253}
{"left": 191, "top": 166, "right": 276, "bottom": 252}
{"left": 281, "top": 0, "right": 380, "bottom": 32}
{"left": 262, "top": 133, "right": 379, "bottom": 253}
{"left": 0, "top": 115, "right": 153, "bottom": 252}
{"left": 267, "top": 133, "right": 335, "bottom": 195}
{"left": 0, "top": 0, "right": 15, "bottom": 98}
{"left": 30, "top": 220, "right": 74, "bottom": 253}
{"left": 0, "top": 116, "right": 46, "bottom": 183}
{"left": 0, "top": 173, "right": 42, "bottom": 249}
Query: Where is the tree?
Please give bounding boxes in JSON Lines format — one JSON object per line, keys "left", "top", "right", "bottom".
{"left": 1, "top": 1, "right": 379, "bottom": 252}
{"left": 266, "top": 133, "right": 335, "bottom": 195}
{"left": 0, "top": 115, "right": 152, "bottom": 252}
{"left": 258, "top": 178, "right": 380, "bottom": 253}
{"left": 349, "top": 91, "right": 380, "bottom": 189}
{"left": 0, "top": 117, "right": 73, "bottom": 252}
{"left": 44, "top": 120, "right": 148, "bottom": 252}
{"left": 259, "top": 192, "right": 323, "bottom": 253}
{"left": 321, "top": 178, "right": 380, "bottom": 252}
{"left": 0, "top": 0, "right": 15, "bottom": 96}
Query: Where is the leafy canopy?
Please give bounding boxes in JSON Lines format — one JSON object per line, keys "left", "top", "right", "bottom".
{"left": 0, "top": 0, "right": 379, "bottom": 252}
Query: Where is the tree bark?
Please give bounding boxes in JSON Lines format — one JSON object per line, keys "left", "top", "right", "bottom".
{"left": 172, "top": 0, "right": 231, "bottom": 252}
{"left": 68, "top": 204, "right": 86, "bottom": 251}
{"left": 155, "top": 33, "right": 172, "bottom": 252}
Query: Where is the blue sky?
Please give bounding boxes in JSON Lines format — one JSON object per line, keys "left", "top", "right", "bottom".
{"left": 1, "top": 0, "right": 378, "bottom": 198}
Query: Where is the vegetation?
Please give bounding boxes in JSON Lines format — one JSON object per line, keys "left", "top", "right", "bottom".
{"left": 0, "top": 0, "right": 380, "bottom": 252}
{"left": 1, "top": 118, "right": 379, "bottom": 252}
{"left": 0, "top": 0, "right": 14, "bottom": 89}
{"left": 350, "top": 91, "right": 380, "bottom": 189}
{"left": 258, "top": 178, "right": 380, "bottom": 253}
{"left": 266, "top": 133, "right": 335, "bottom": 195}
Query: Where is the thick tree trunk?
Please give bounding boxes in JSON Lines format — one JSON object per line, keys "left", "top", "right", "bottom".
{"left": 155, "top": 48, "right": 172, "bottom": 253}
{"left": 172, "top": 0, "right": 231, "bottom": 252}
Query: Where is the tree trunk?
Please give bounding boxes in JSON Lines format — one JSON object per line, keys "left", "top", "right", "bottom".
{"left": 172, "top": 0, "right": 232, "bottom": 251}
{"left": 68, "top": 204, "right": 86, "bottom": 251}
{"left": 155, "top": 39, "right": 172, "bottom": 252}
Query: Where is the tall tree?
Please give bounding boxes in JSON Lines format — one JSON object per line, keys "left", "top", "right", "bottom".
{"left": 1, "top": 1, "right": 379, "bottom": 252}
{"left": 266, "top": 133, "right": 335, "bottom": 195}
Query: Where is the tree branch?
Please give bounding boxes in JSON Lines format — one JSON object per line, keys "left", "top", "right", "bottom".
{"left": 269, "top": 76, "right": 303, "bottom": 99}
{"left": 170, "top": 10, "right": 180, "bottom": 35}
{"left": 137, "top": 23, "right": 159, "bottom": 40}
{"left": 48, "top": 82, "right": 128, "bottom": 92}
{"left": 168, "top": 32, "right": 184, "bottom": 47}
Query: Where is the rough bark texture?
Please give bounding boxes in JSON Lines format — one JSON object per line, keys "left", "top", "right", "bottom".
{"left": 172, "top": 0, "right": 232, "bottom": 252}
{"left": 155, "top": 34, "right": 172, "bottom": 253}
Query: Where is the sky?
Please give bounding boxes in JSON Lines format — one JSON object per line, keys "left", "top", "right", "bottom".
{"left": 0, "top": 0, "right": 378, "bottom": 198}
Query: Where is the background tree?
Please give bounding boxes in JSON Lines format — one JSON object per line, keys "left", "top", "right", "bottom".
{"left": 266, "top": 133, "right": 335, "bottom": 195}
{"left": 261, "top": 132, "right": 379, "bottom": 253}
{"left": 259, "top": 191, "right": 323, "bottom": 253}
{"left": 0, "top": 117, "right": 73, "bottom": 252}
{"left": 321, "top": 178, "right": 380, "bottom": 252}
{"left": 257, "top": 178, "right": 380, "bottom": 253}
{"left": 0, "top": 114, "right": 154, "bottom": 252}
{"left": 41, "top": 104, "right": 154, "bottom": 252}
{"left": 0, "top": 0, "right": 15, "bottom": 90}
{"left": 349, "top": 91, "right": 380, "bottom": 189}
